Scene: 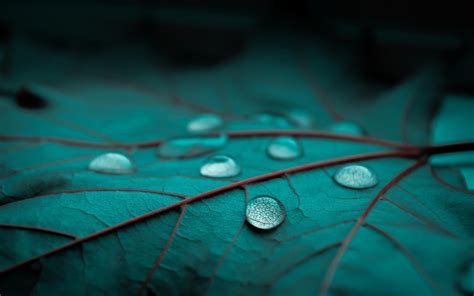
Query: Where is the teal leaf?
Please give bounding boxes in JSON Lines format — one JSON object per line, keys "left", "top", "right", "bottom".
{"left": 0, "top": 29, "right": 473, "bottom": 296}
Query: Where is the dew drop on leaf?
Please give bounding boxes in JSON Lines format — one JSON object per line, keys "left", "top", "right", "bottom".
{"left": 200, "top": 155, "right": 241, "bottom": 178}
{"left": 333, "top": 164, "right": 378, "bottom": 189}
{"left": 287, "top": 109, "right": 313, "bottom": 128}
{"left": 157, "top": 134, "right": 228, "bottom": 159}
{"left": 267, "top": 136, "right": 302, "bottom": 160}
{"left": 187, "top": 114, "right": 223, "bottom": 133}
{"left": 329, "top": 121, "right": 365, "bottom": 136}
{"left": 246, "top": 195, "right": 286, "bottom": 230}
{"left": 253, "top": 112, "right": 294, "bottom": 128}
{"left": 88, "top": 153, "right": 136, "bottom": 175}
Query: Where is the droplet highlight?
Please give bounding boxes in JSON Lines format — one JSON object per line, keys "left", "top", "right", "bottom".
{"left": 246, "top": 196, "right": 286, "bottom": 230}
{"left": 267, "top": 136, "right": 302, "bottom": 160}
{"left": 287, "top": 109, "right": 313, "bottom": 128}
{"left": 187, "top": 114, "right": 223, "bottom": 133}
{"left": 253, "top": 112, "right": 293, "bottom": 128}
{"left": 88, "top": 153, "right": 135, "bottom": 175}
{"left": 333, "top": 165, "right": 378, "bottom": 189}
{"left": 157, "top": 134, "right": 228, "bottom": 159}
{"left": 200, "top": 155, "right": 240, "bottom": 178}
{"left": 329, "top": 121, "right": 365, "bottom": 136}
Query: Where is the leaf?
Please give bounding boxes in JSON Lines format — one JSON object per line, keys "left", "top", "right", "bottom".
{"left": 0, "top": 23, "right": 473, "bottom": 296}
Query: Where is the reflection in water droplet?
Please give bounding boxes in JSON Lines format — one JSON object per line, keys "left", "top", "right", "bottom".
{"left": 253, "top": 112, "right": 293, "bottom": 128}
{"left": 267, "top": 136, "right": 302, "bottom": 160}
{"left": 157, "top": 134, "right": 228, "bottom": 159}
{"left": 287, "top": 110, "right": 313, "bottom": 128}
{"left": 200, "top": 155, "right": 240, "bottom": 178}
{"left": 187, "top": 114, "right": 223, "bottom": 133}
{"left": 246, "top": 196, "right": 285, "bottom": 230}
{"left": 89, "top": 153, "right": 135, "bottom": 175}
{"left": 333, "top": 165, "right": 378, "bottom": 189}
{"left": 329, "top": 122, "right": 365, "bottom": 136}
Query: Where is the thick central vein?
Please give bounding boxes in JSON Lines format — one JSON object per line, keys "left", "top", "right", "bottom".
{"left": 0, "top": 150, "right": 417, "bottom": 275}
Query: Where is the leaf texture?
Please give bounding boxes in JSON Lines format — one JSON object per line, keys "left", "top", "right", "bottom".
{"left": 0, "top": 24, "right": 473, "bottom": 296}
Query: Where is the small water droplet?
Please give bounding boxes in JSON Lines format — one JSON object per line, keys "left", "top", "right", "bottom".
{"left": 329, "top": 122, "right": 365, "bottom": 136}
{"left": 89, "top": 153, "right": 135, "bottom": 175}
{"left": 246, "top": 196, "right": 286, "bottom": 230}
{"left": 157, "top": 134, "right": 227, "bottom": 159}
{"left": 253, "top": 112, "right": 293, "bottom": 128}
{"left": 267, "top": 136, "right": 302, "bottom": 160}
{"left": 200, "top": 155, "right": 240, "bottom": 178}
{"left": 287, "top": 110, "right": 313, "bottom": 128}
{"left": 333, "top": 165, "right": 378, "bottom": 189}
{"left": 187, "top": 114, "right": 223, "bottom": 133}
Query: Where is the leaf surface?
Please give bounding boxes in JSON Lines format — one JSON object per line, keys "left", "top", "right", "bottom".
{"left": 0, "top": 29, "right": 473, "bottom": 296}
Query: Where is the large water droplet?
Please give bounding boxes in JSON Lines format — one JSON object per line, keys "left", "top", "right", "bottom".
{"left": 187, "top": 114, "right": 223, "bottom": 133}
{"left": 333, "top": 165, "right": 378, "bottom": 189}
{"left": 89, "top": 153, "right": 135, "bottom": 175}
{"left": 267, "top": 136, "right": 302, "bottom": 160}
{"left": 329, "top": 121, "right": 365, "bottom": 136}
{"left": 246, "top": 196, "right": 286, "bottom": 230}
{"left": 287, "top": 109, "right": 313, "bottom": 128}
{"left": 200, "top": 155, "right": 240, "bottom": 178}
{"left": 157, "top": 134, "right": 227, "bottom": 159}
{"left": 253, "top": 112, "right": 293, "bottom": 128}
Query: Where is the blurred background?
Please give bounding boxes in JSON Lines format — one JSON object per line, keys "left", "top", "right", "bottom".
{"left": 1, "top": 0, "right": 473, "bottom": 147}
{"left": 2, "top": 0, "right": 474, "bottom": 83}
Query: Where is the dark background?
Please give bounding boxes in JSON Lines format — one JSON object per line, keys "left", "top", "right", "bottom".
{"left": 2, "top": 0, "right": 474, "bottom": 90}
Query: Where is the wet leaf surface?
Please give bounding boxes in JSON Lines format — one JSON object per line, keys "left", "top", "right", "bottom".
{"left": 0, "top": 27, "right": 473, "bottom": 296}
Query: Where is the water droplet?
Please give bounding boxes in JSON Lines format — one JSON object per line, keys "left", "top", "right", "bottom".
{"left": 253, "top": 112, "right": 293, "bottom": 128}
{"left": 246, "top": 196, "right": 286, "bottom": 230}
{"left": 89, "top": 153, "right": 135, "bottom": 175}
{"left": 200, "top": 155, "right": 240, "bottom": 178}
{"left": 267, "top": 136, "right": 302, "bottom": 160}
{"left": 287, "top": 109, "right": 313, "bottom": 128}
{"left": 333, "top": 165, "right": 378, "bottom": 189}
{"left": 187, "top": 114, "right": 223, "bottom": 133}
{"left": 157, "top": 134, "right": 227, "bottom": 159}
{"left": 329, "top": 122, "right": 365, "bottom": 136}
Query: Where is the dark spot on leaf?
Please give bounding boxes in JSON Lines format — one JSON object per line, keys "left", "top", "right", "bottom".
{"left": 15, "top": 88, "right": 48, "bottom": 110}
